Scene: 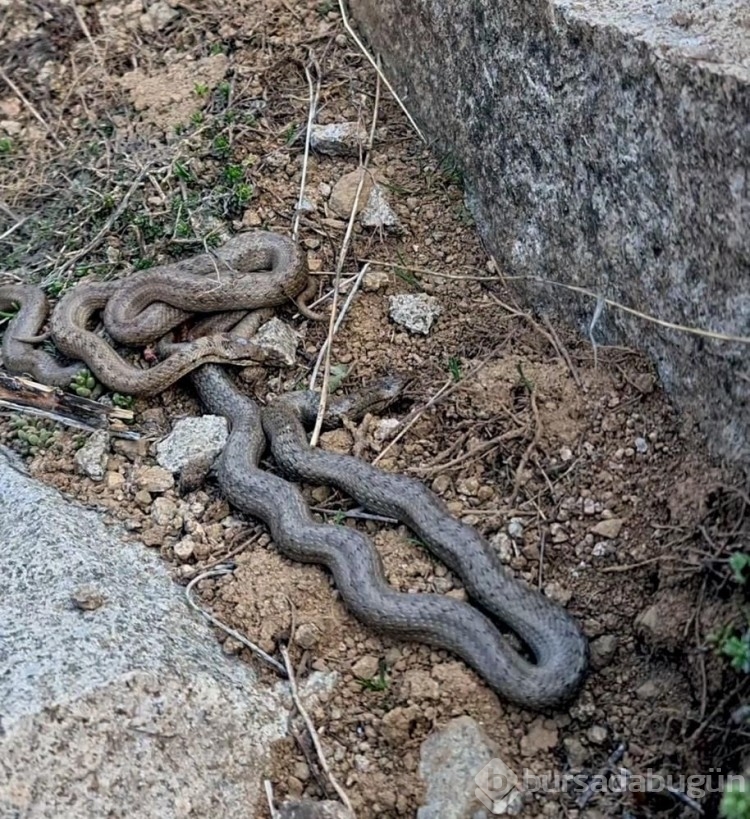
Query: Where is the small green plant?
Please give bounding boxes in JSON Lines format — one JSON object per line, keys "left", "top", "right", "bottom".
{"left": 172, "top": 161, "right": 196, "bottom": 184}
{"left": 722, "top": 777, "right": 750, "bottom": 819}
{"left": 191, "top": 111, "right": 205, "bottom": 125}
{"left": 317, "top": 0, "right": 334, "bottom": 15}
{"left": 395, "top": 268, "right": 419, "bottom": 289}
{"left": 0, "top": 137, "right": 13, "bottom": 154}
{"left": 212, "top": 134, "right": 231, "bottom": 159}
{"left": 112, "top": 393, "right": 135, "bottom": 410}
{"left": 281, "top": 123, "right": 297, "bottom": 145}
{"left": 223, "top": 164, "right": 244, "bottom": 184}
{"left": 71, "top": 370, "right": 98, "bottom": 398}
{"left": 209, "top": 42, "right": 226, "bottom": 56}
{"left": 729, "top": 553, "right": 750, "bottom": 585}
{"left": 448, "top": 356, "right": 462, "bottom": 382}
{"left": 721, "top": 630, "right": 750, "bottom": 673}
{"left": 9, "top": 415, "right": 61, "bottom": 455}
{"left": 217, "top": 81, "right": 231, "bottom": 100}
{"left": 233, "top": 183, "right": 253, "bottom": 204}
{"left": 332, "top": 510, "right": 347, "bottom": 526}
{"left": 357, "top": 660, "right": 389, "bottom": 691}
{"left": 193, "top": 82, "right": 209, "bottom": 97}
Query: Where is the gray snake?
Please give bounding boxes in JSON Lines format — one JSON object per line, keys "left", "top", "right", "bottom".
{"left": 192, "top": 365, "right": 588, "bottom": 709}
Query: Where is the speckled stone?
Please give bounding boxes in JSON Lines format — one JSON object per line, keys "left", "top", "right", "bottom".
{"left": 349, "top": 0, "right": 750, "bottom": 467}
{"left": 0, "top": 448, "right": 287, "bottom": 818}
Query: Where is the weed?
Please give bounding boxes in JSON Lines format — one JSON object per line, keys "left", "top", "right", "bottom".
{"left": 212, "top": 134, "right": 231, "bottom": 159}
{"left": 172, "top": 161, "right": 196, "bottom": 184}
{"left": 281, "top": 123, "right": 297, "bottom": 145}
{"left": 317, "top": 0, "right": 334, "bottom": 16}
{"left": 395, "top": 268, "right": 419, "bottom": 289}
{"left": 191, "top": 111, "right": 205, "bottom": 125}
{"left": 9, "top": 415, "right": 61, "bottom": 456}
{"left": 357, "top": 660, "right": 389, "bottom": 691}
{"left": 193, "top": 82, "right": 210, "bottom": 97}
{"left": 0, "top": 137, "right": 13, "bottom": 154}
{"left": 729, "top": 553, "right": 750, "bottom": 586}
{"left": 722, "top": 778, "right": 750, "bottom": 819}
{"left": 112, "top": 393, "right": 135, "bottom": 410}
{"left": 448, "top": 356, "right": 462, "bottom": 382}
{"left": 223, "top": 164, "right": 244, "bottom": 185}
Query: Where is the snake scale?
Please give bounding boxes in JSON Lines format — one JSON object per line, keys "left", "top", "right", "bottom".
{"left": 0, "top": 229, "right": 588, "bottom": 707}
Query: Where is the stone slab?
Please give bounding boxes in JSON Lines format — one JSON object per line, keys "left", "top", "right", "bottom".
{"left": 349, "top": 0, "right": 750, "bottom": 468}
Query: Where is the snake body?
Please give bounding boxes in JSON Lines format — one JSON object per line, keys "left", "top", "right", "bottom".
{"left": 0, "top": 284, "right": 87, "bottom": 386}
{"left": 49, "top": 281, "right": 278, "bottom": 396}
{"left": 103, "top": 231, "right": 310, "bottom": 345}
{"left": 194, "top": 365, "right": 588, "bottom": 709}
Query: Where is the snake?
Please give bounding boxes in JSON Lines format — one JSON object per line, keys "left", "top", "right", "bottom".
{"left": 102, "top": 231, "right": 315, "bottom": 345}
{"left": 0, "top": 284, "right": 87, "bottom": 386}
{"left": 0, "top": 232, "right": 317, "bottom": 395}
{"left": 192, "top": 364, "right": 588, "bottom": 709}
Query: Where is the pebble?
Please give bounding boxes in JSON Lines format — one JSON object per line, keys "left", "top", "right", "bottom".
{"left": 134, "top": 489, "right": 153, "bottom": 508}
{"left": 70, "top": 585, "right": 106, "bottom": 611}
{"left": 507, "top": 518, "right": 524, "bottom": 540}
{"left": 135, "top": 465, "right": 174, "bottom": 493}
{"left": 151, "top": 497, "right": 180, "bottom": 529}
{"left": 587, "top": 725, "right": 608, "bottom": 745}
{"left": 634, "top": 437, "right": 648, "bottom": 454}
{"left": 520, "top": 718, "right": 559, "bottom": 755}
{"left": 589, "top": 634, "right": 619, "bottom": 669}
{"left": 456, "top": 476, "right": 480, "bottom": 496}
{"left": 550, "top": 522, "right": 569, "bottom": 543}
{"left": 309, "top": 122, "right": 368, "bottom": 156}
{"left": 635, "top": 679, "right": 659, "bottom": 699}
{"left": 156, "top": 416, "right": 228, "bottom": 473}
{"left": 490, "top": 531, "right": 514, "bottom": 562}
{"left": 105, "top": 471, "right": 125, "bottom": 490}
{"left": 329, "top": 168, "right": 374, "bottom": 218}
{"left": 360, "top": 185, "right": 401, "bottom": 231}
{"left": 251, "top": 317, "right": 300, "bottom": 367}
{"left": 139, "top": 0, "right": 178, "bottom": 32}
{"left": 362, "top": 267, "right": 390, "bottom": 292}
{"left": 173, "top": 536, "right": 195, "bottom": 561}
{"left": 544, "top": 582, "right": 572, "bottom": 605}
{"left": 590, "top": 518, "right": 624, "bottom": 539}
{"left": 389, "top": 293, "right": 442, "bottom": 335}
{"left": 294, "top": 623, "right": 320, "bottom": 650}
{"left": 563, "top": 737, "right": 588, "bottom": 768}
{"left": 351, "top": 655, "right": 380, "bottom": 679}
{"left": 74, "top": 430, "right": 110, "bottom": 481}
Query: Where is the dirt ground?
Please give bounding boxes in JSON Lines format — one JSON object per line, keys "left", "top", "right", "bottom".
{"left": 1, "top": 1, "right": 748, "bottom": 817}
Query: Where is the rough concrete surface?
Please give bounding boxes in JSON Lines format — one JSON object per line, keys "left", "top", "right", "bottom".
{"left": 349, "top": 0, "right": 750, "bottom": 468}
{"left": 0, "top": 448, "right": 287, "bottom": 818}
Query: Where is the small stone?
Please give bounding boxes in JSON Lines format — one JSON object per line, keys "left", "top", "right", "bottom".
{"left": 251, "top": 317, "right": 299, "bottom": 367}
{"left": 563, "top": 737, "right": 588, "bottom": 768}
{"left": 550, "top": 522, "right": 569, "bottom": 543}
{"left": 587, "top": 725, "right": 608, "bottom": 745}
{"left": 292, "top": 761, "right": 310, "bottom": 781}
{"left": 589, "top": 634, "right": 619, "bottom": 669}
{"left": 490, "top": 531, "right": 514, "bottom": 562}
{"left": 507, "top": 518, "right": 524, "bottom": 540}
{"left": 134, "top": 489, "right": 153, "bottom": 508}
{"left": 456, "top": 476, "right": 480, "bottom": 496}
{"left": 105, "top": 471, "right": 125, "bottom": 490}
{"left": 173, "top": 536, "right": 195, "bottom": 561}
{"left": 309, "top": 122, "right": 368, "bottom": 156}
{"left": 389, "top": 293, "right": 441, "bottom": 335}
{"left": 521, "top": 718, "right": 559, "bottom": 755}
{"left": 544, "top": 582, "right": 572, "bottom": 605}
{"left": 70, "top": 585, "right": 106, "bottom": 611}
{"left": 178, "top": 455, "right": 214, "bottom": 495}
{"left": 156, "top": 416, "right": 228, "bottom": 473}
{"left": 559, "top": 446, "right": 573, "bottom": 461}
{"left": 351, "top": 655, "right": 380, "bottom": 679}
{"left": 590, "top": 518, "right": 624, "bottom": 539}
{"left": 362, "top": 267, "right": 390, "bottom": 292}
{"left": 636, "top": 680, "right": 659, "bottom": 699}
{"left": 329, "top": 168, "right": 374, "bottom": 218}
{"left": 135, "top": 465, "right": 174, "bottom": 493}
{"left": 141, "top": 525, "right": 167, "bottom": 547}
{"left": 151, "top": 497, "right": 180, "bottom": 529}
{"left": 634, "top": 437, "right": 648, "bottom": 454}
{"left": 583, "top": 498, "right": 597, "bottom": 516}
{"left": 74, "top": 430, "right": 110, "bottom": 481}
{"left": 139, "top": 0, "right": 178, "bottom": 32}
{"left": 112, "top": 437, "right": 149, "bottom": 461}
{"left": 361, "top": 185, "right": 401, "bottom": 230}
{"left": 294, "top": 623, "right": 320, "bottom": 650}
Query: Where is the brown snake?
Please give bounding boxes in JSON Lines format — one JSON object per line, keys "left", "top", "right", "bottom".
{"left": 1, "top": 232, "right": 314, "bottom": 395}
{"left": 193, "top": 365, "right": 588, "bottom": 709}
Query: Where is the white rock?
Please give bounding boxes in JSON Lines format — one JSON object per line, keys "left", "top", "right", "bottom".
{"left": 251, "top": 317, "right": 299, "bottom": 367}
{"left": 156, "top": 416, "right": 228, "bottom": 474}
{"left": 361, "top": 185, "right": 401, "bottom": 230}
{"left": 389, "top": 293, "right": 442, "bottom": 335}
{"left": 309, "top": 122, "right": 368, "bottom": 156}
{"left": 74, "top": 430, "right": 110, "bottom": 481}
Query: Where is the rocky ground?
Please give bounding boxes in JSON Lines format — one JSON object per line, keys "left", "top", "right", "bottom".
{"left": 1, "top": 0, "right": 748, "bottom": 817}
